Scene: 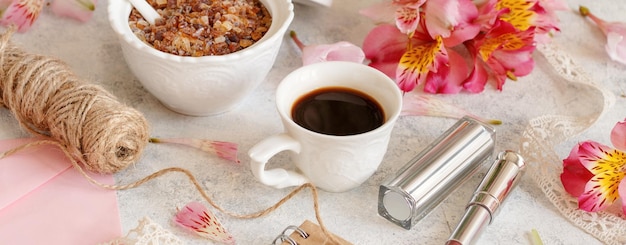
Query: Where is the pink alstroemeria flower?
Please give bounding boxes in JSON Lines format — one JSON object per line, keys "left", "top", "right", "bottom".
{"left": 290, "top": 31, "right": 365, "bottom": 66}
{"left": 464, "top": 20, "right": 536, "bottom": 91}
{"left": 364, "top": 25, "right": 468, "bottom": 93}
{"left": 475, "top": 0, "right": 566, "bottom": 44}
{"left": 363, "top": 0, "right": 479, "bottom": 94}
{"left": 361, "top": 0, "right": 479, "bottom": 39}
{"left": 174, "top": 201, "right": 236, "bottom": 244}
{"left": 394, "top": 31, "right": 470, "bottom": 94}
{"left": 560, "top": 141, "right": 626, "bottom": 214}
{"left": 0, "top": 0, "right": 96, "bottom": 32}
{"left": 580, "top": 6, "right": 626, "bottom": 65}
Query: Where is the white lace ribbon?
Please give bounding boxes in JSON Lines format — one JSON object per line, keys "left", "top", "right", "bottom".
{"left": 101, "top": 217, "right": 183, "bottom": 245}
{"left": 521, "top": 42, "right": 625, "bottom": 244}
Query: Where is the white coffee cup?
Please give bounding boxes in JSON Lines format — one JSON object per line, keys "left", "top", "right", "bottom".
{"left": 248, "top": 61, "right": 402, "bottom": 192}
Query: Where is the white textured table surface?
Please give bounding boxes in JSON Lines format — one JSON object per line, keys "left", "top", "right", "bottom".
{"left": 1, "top": 0, "right": 625, "bottom": 244}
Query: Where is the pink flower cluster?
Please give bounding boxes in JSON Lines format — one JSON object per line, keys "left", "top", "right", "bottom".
{"left": 561, "top": 119, "right": 626, "bottom": 215}
{"left": 0, "top": 0, "right": 96, "bottom": 32}
{"left": 360, "top": 0, "right": 568, "bottom": 94}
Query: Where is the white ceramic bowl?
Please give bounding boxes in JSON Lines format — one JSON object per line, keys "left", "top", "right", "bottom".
{"left": 108, "top": 0, "right": 294, "bottom": 116}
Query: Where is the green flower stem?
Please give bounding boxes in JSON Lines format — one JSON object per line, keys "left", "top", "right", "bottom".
{"left": 530, "top": 229, "right": 544, "bottom": 245}
{"left": 290, "top": 30, "right": 306, "bottom": 50}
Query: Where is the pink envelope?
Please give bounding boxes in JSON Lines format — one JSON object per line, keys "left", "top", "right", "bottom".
{"left": 0, "top": 138, "right": 122, "bottom": 244}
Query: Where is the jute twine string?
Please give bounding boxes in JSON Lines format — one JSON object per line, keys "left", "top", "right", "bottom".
{"left": 0, "top": 27, "right": 149, "bottom": 174}
{"left": 0, "top": 27, "right": 340, "bottom": 244}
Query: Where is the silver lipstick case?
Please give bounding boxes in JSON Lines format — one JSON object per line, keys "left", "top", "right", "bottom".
{"left": 378, "top": 116, "right": 495, "bottom": 230}
{"left": 446, "top": 150, "right": 526, "bottom": 245}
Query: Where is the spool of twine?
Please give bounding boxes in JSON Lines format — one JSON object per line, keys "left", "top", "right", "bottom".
{"left": 0, "top": 27, "right": 149, "bottom": 174}
{"left": 0, "top": 27, "right": 341, "bottom": 244}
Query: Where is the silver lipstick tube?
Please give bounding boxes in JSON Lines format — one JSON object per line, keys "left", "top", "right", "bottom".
{"left": 378, "top": 116, "right": 495, "bottom": 230}
{"left": 446, "top": 150, "right": 526, "bottom": 245}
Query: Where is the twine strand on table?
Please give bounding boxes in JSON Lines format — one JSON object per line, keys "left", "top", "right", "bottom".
{"left": 0, "top": 27, "right": 340, "bottom": 244}
{"left": 11, "top": 140, "right": 341, "bottom": 244}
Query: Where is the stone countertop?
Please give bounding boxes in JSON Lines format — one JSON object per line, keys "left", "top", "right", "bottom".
{"left": 1, "top": 0, "right": 625, "bottom": 244}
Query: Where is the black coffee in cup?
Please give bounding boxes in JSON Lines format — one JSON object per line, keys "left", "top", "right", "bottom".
{"left": 292, "top": 87, "right": 384, "bottom": 136}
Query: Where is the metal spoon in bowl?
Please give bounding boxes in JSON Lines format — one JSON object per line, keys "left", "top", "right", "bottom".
{"left": 127, "top": 0, "right": 161, "bottom": 25}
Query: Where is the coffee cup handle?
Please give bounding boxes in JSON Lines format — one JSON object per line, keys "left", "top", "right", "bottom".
{"left": 248, "top": 133, "right": 309, "bottom": 189}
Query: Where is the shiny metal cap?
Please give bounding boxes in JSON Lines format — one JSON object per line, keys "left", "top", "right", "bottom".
{"left": 378, "top": 116, "right": 495, "bottom": 230}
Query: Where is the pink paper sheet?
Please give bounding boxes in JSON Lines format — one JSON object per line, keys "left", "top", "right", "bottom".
{"left": 0, "top": 138, "right": 122, "bottom": 244}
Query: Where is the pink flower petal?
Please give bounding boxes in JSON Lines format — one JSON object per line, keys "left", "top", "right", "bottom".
{"left": 422, "top": 0, "right": 458, "bottom": 37}
{"left": 462, "top": 64, "right": 489, "bottom": 93}
{"left": 573, "top": 141, "right": 626, "bottom": 212}
{"left": 210, "top": 141, "right": 240, "bottom": 163}
{"left": 577, "top": 141, "right": 617, "bottom": 171}
{"left": 0, "top": 0, "right": 44, "bottom": 32}
{"left": 611, "top": 119, "right": 626, "bottom": 151}
{"left": 369, "top": 60, "right": 402, "bottom": 79}
{"left": 301, "top": 41, "right": 365, "bottom": 65}
{"left": 50, "top": 0, "right": 97, "bottom": 22}
{"left": 579, "top": 170, "right": 624, "bottom": 212}
{"left": 617, "top": 178, "right": 626, "bottom": 215}
{"left": 290, "top": 31, "right": 365, "bottom": 66}
{"left": 395, "top": 5, "right": 420, "bottom": 34}
{"left": 560, "top": 143, "right": 595, "bottom": 197}
{"left": 581, "top": 6, "right": 626, "bottom": 65}
{"left": 363, "top": 24, "right": 409, "bottom": 78}
{"left": 395, "top": 36, "right": 448, "bottom": 93}
{"left": 537, "top": 0, "right": 569, "bottom": 12}
{"left": 531, "top": 6, "right": 562, "bottom": 44}
{"left": 423, "top": 49, "right": 467, "bottom": 94}
{"left": 443, "top": 20, "right": 481, "bottom": 47}
{"left": 440, "top": 0, "right": 480, "bottom": 47}
{"left": 605, "top": 31, "right": 626, "bottom": 65}
{"left": 174, "top": 202, "right": 235, "bottom": 244}
{"left": 423, "top": 0, "right": 478, "bottom": 38}
{"left": 462, "top": 41, "right": 489, "bottom": 93}
{"left": 491, "top": 48, "right": 536, "bottom": 77}
{"left": 363, "top": 25, "right": 407, "bottom": 60}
